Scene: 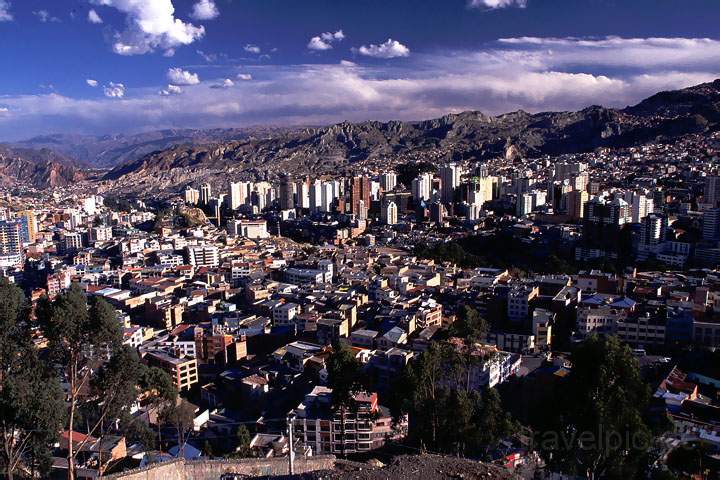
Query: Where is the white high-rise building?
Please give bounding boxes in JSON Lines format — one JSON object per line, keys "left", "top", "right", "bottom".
{"left": 439, "top": 164, "right": 461, "bottom": 205}
{"left": 229, "top": 182, "right": 246, "bottom": 210}
{"left": 83, "top": 197, "right": 97, "bottom": 215}
{"left": 321, "top": 181, "right": 335, "bottom": 212}
{"left": 380, "top": 172, "right": 397, "bottom": 192}
{"left": 296, "top": 180, "right": 310, "bottom": 209}
{"left": 412, "top": 173, "right": 432, "bottom": 202}
{"left": 185, "top": 187, "right": 199, "bottom": 205}
{"left": 631, "top": 193, "right": 654, "bottom": 223}
{"left": 199, "top": 183, "right": 212, "bottom": 205}
{"left": 517, "top": 193, "right": 534, "bottom": 217}
{"left": 381, "top": 201, "right": 398, "bottom": 225}
{"left": 310, "top": 179, "right": 323, "bottom": 212}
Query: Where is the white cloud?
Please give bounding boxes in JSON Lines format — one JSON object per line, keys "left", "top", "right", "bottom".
{"left": 88, "top": 9, "right": 103, "bottom": 24}
{"left": 167, "top": 67, "right": 200, "bottom": 85}
{"left": 86, "top": 79, "right": 99, "bottom": 87}
{"left": 34, "top": 10, "right": 61, "bottom": 23}
{"left": 0, "top": 107, "right": 9, "bottom": 114}
{"left": 236, "top": 73, "right": 252, "bottom": 81}
{"left": 91, "top": 0, "right": 205, "bottom": 56}
{"left": 307, "top": 29, "right": 344, "bottom": 51}
{"left": 1, "top": 36, "right": 719, "bottom": 139}
{"left": 357, "top": 39, "right": 410, "bottom": 59}
{"left": 0, "top": 0, "right": 11, "bottom": 22}
{"left": 103, "top": 82, "right": 126, "bottom": 98}
{"left": 159, "top": 84, "right": 183, "bottom": 96}
{"left": 244, "top": 44, "right": 261, "bottom": 54}
{"left": 469, "top": 0, "right": 527, "bottom": 8}
{"left": 210, "top": 78, "right": 234, "bottom": 89}
{"left": 190, "top": 0, "right": 219, "bottom": 20}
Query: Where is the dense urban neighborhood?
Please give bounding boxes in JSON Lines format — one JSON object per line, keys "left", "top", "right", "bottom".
{"left": 0, "top": 120, "right": 718, "bottom": 479}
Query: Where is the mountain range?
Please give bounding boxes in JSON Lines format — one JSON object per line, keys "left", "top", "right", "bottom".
{"left": 3, "top": 79, "right": 720, "bottom": 191}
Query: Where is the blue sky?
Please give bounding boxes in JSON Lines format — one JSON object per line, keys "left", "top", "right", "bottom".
{"left": 0, "top": 0, "right": 719, "bottom": 140}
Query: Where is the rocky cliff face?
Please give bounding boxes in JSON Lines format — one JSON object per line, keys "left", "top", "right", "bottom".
{"left": 11, "top": 126, "right": 288, "bottom": 168}
{"left": 39, "top": 78, "right": 718, "bottom": 195}
{"left": 0, "top": 146, "right": 86, "bottom": 188}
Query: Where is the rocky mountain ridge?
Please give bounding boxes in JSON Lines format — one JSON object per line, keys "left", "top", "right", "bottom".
{"left": 0, "top": 146, "right": 86, "bottom": 189}
{"left": 103, "top": 79, "right": 720, "bottom": 196}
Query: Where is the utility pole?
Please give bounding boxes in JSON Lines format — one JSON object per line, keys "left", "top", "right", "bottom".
{"left": 287, "top": 414, "right": 296, "bottom": 475}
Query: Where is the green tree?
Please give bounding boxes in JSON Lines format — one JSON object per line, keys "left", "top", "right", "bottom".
{"left": 159, "top": 400, "right": 196, "bottom": 457}
{"left": 36, "top": 284, "right": 124, "bottom": 480}
{"left": 549, "top": 335, "right": 652, "bottom": 479}
{"left": 450, "top": 305, "right": 489, "bottom": 341}
{"left": 233, "top": 425, "right": 253, "bottom": 457}
{"left": 0, "top": 280, "right": 64, "bottom": 479}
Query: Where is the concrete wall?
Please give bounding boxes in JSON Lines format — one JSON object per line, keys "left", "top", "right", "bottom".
{"left": 105, "top": 455, "right": 336, "bottom": 480}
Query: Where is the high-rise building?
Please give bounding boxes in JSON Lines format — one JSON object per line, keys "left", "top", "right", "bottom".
{"left": 296, "top": 178, "right": 310, "bottom": 209}
{"left": 439, "top": 164, "right": 461, "bottom": 205}
{"left": 0, "top": 220, "right": 23, "bottom": 267}
{"left": 640, "top": 213, "right": 667, "bottom": 249}
{"left": 380, "top": 172, "right": 397, "bottom": 192}
{"left": 381, "top": 201, "right": 398, "bottom": 225}
{"left": 580, "top": 195, "right": 632, "bottom": 257}
{"left": 321, "top": 181, "right": 335, "bottom": 213}
{"left": 631, "top": 192, "right": 654, "bottom": 223}
{"left": 310, "top": 179, "right": 323, "bottom": 212}
{"left": 350, "top": 176, "right": 371, "bottom": 217}
{"left": 703, "top": 208, "right": 720, "bottom": 241}
{"left": 185, "top": 187, "right": 199, "bottom": 205}
{"left": 430, "top": 202, "right": 445, "bottom": 224}
{"left": 83, "top": 197, "right": 97, "bottom": 215}
{"left": 705, "top": 175, "right": 720, "bottom": 207}
{"left": 411, "top": 173, "right": 432, "bottom": 203}
{"left": 279, "top": 176, "right": 295, "bottom": 210}
{"left": 228, "top": 182, "right": 246, "bottom": 210}
{"left": 199, "top": 183, "right": 212, "bottom": 205}
{"left": 566, "top": 189, "right": 589, "bottom": 221}
{"left": 516, "top": 193, "right": 534, "bottom": 217}
{"left": 19, "top": 210, "right": 37, "bottom": 243}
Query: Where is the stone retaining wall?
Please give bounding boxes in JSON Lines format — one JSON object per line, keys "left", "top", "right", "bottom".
{"left": 105, "top": 455, "right": 336, "bottom": 480}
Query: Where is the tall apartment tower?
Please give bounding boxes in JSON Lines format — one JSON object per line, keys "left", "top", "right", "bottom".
{"left": 279, "top": 176, "right": 295, "bottom": 210}
{"left": 199, "top": 183, "right": 212, "bottom": 205}
{"left": 350, "top": 176, "right": 371, "bottom": 217}
{"left": 380, "top": 172, "right": 397, "bottom": 192}
{"left": 381, "top": 201, "right": 398, "bottom": 225}
{"left": 439, "top": 164, "right": 461, "bottom": 205}
{"left": 706, "top": 175, "right": 720, "bottom": 207}
{"left": 185, "top": 187, "right": 199, "bottom": 205}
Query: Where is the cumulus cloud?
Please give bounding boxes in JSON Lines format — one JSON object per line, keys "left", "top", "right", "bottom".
{"left": 357, "top": 39, "right": 410, "bottom": 59}
{"left": 244, "top": 44, "right": 261, "bottom": 54}
{"left": 307, "top": 30, "right": 345, "bottom": 51}
{"left": 1, "top": 36, "right": 720, "bottom": 139}
{"left": 86, "top": 79, "right": 99, "bottom": 87}
{"left": 103, "top": 82, "right": 126, "bottom": 98}
{"left": 210, "top": 78, "right": 234, "bottom": 89}
{"left": 91, "top": 0, "right": 205, "bottom": 55}
{"left": 167, "top": 67, "right": 200, "bottom": 85}
{"left": 469, "top": 0, "right": 527, "bottom": 8}
{"left": 88, "top": 9, "right": 103, "bottom": 24}
{"left": 159, "top": 84, "right": 183, "bottom": 96}
{"left": 33, "top": 10, "right": 61, "bottom": 23}
{"left": 0, "top": 1, "right": 11, "bottom": 22}
{"left": 190, "top": 0, "right": 219, "bottom": 20}
{"left": 236, "top": 73, "right": 252, "bottom": 81}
